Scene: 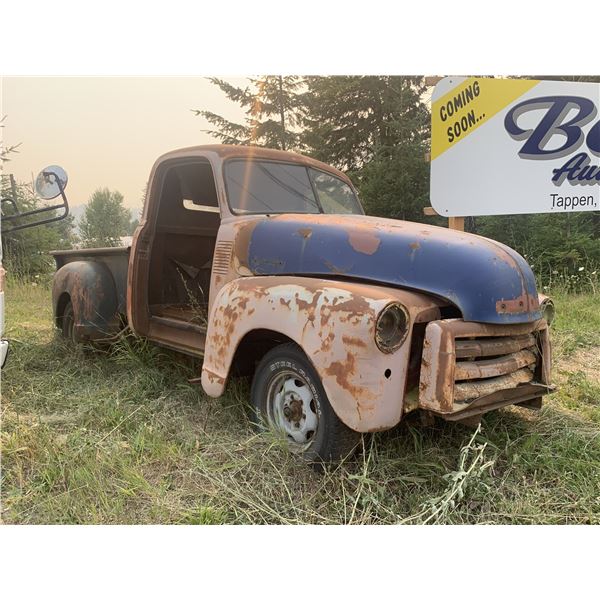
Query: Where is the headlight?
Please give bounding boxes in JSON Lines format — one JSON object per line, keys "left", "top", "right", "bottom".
{"left": 540, "top": 297, "right": 555, "bottom": 326}
{"left": 375, "top": 302, "right": 409, "bottom": 353}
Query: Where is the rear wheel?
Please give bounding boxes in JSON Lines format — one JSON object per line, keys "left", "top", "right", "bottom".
{"left": 61, "top": 300, "right": 77, "bottom": 343}
{"left": 250, "top": 343, "right": 360, "bottom": 464}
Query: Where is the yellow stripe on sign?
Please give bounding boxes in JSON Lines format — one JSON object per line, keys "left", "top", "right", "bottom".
{"left": 431, "top": 77, "right": 540, "bottom": 160}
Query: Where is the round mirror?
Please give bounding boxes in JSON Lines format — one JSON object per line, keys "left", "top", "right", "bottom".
{"left": 35, "top": 165, "right": 68, "bottom": 200}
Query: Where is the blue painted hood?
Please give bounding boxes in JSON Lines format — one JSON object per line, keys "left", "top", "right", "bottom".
{"left": 240, "top": 214, "right": 541, "bottom": 324}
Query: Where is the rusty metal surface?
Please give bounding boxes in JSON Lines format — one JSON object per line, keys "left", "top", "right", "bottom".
{"left": 201, "top": 275, "right": 442, "bottom": 432}
{"left": 455, "top": 349, "right": 536, "bottom": 380}
{"left": 443, "top": 384, "right": 550, "bottom": 421}
{"left": 419, "top": 318, "right": 550, "bottom": 416}
{"left": 455, "top": 334, "right": 535, "bottom": 358}
{"left": 52, "top": 255, "right": 128, "bottom": 341}
{"left": 454, "top": 367, "right": 534, "bottom": 402}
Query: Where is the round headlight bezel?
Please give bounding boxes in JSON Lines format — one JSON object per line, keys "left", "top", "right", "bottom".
{"left": 375, "top": 302, "right": 410, "bottom": 353}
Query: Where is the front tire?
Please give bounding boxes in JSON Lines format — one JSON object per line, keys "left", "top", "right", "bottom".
{"left": 250, "top": 343, "right": 360, "bottom": 464}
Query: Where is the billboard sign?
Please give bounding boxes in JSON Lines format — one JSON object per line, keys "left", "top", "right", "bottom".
{"left": 430, "top": 77, "right": 600, "bottom": 216}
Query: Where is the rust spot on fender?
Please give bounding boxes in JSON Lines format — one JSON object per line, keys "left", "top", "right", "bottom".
{"left": 296, "top": 290, "right": 323, "bottom": 315}
{"left": 329, "top": 294, "right": 373, "bottom": 324}
{"left": 348, "top": 230, "right": 381, "bottom": 255}
{"left": 320, "top": 331, "right": 335, "bottom": 353}
{"left": 298, "top": 228, "right": 312, "bottom": 239}
{"left": 324, "top": 352, "right": 376, "bottom": 417}
{"left": 496, "top": 294, "right": 539, "bottom": 314}
{"left": 409, "top": 241, "right": 420, "bottom": 251}
{"left": 204, "top": 369, "right": 225, "bottom": 387}
{"left": 342, "top": 335, "right": 367, "bottom": 348}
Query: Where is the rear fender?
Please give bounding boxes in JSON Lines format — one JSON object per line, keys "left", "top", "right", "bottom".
{"left": 201, "top": 276, "right": 441, "bottom": 432}
{"left": 52, "top": 261, "right": 119, "bottom": 340}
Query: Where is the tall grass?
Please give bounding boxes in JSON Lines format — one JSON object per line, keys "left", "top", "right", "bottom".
{"left": 535, "top": 260, "right": 599, "bottom": 295}
{"left": 1, "top": 277, "right": 599, "bottom": 524}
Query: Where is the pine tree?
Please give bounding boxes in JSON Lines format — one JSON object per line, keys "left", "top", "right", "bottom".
{"left": 301, "top": 76, "right": 432, "bottom": 223}
{"left": 192, "top": 76, "right": 304, "bottom": 150}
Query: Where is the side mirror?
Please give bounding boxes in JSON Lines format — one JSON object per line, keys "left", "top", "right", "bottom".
{"left": 35, "top": 165, "right": 68, "bottom": 200}
{"left": 1, "top": 165, "right": 70, "bottom": 234}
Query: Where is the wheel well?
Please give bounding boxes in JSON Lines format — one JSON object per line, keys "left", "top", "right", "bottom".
{"left": 55, "top": 292, "right": 71, "bottom": 329}
{"left": 230, "top": 329, "right": 297, "bottom": 378}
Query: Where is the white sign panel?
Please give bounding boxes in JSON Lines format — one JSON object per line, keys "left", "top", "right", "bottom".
{"left": 430, "top": 77, "right": 600, "bottom": 216}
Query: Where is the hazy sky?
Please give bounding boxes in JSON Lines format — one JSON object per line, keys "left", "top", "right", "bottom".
{"left": 1, "top": 77, "right": 247, "bottom": 210}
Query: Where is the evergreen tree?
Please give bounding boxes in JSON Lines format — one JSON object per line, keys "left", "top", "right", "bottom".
{"left": 192, "top": 76, "right": 304, "bottom": 150}
{"left": 302, "top": 76, "right": 432, "bottom": 223}
{"left": 79, "top": 188, "right": 131, "bottom": 248}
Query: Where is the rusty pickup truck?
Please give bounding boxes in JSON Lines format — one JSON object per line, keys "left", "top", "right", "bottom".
{"left": 51, "top": 145, "right": 555, "bottom": 462}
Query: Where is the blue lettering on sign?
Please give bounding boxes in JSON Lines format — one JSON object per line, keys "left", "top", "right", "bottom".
{"left": 504, "top": 95, "right": 599, "bottom": 186}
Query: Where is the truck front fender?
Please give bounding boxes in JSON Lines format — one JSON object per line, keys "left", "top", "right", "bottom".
{"left": 201, "top": 276, "right": 441, "bottom": 432}
{"left": 52, "top": 260, "right": 120, "bottom": 340}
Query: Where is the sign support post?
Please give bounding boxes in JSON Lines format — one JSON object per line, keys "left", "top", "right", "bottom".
{"left": 423, "top": 206, "right": 465, "bottom": 231}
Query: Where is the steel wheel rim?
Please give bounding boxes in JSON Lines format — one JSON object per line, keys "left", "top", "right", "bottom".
{"left": 266, "top": 369, "right": 319, "bottom": 450}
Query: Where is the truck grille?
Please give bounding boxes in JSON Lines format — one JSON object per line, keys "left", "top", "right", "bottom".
{"left": 454, "top": 335, "right": 538, "bottom": 402}
{"left": 418, "top": 319, "right": 551, "bottom": 417}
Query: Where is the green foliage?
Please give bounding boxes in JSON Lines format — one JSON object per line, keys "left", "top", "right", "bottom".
{"left": 355, "top": 144, "right": 433, "bottom": 223}
{"left": 79, "top": 188, "right": 131, "bottom": 248}
{"left": 302, "top": 76, "right": 433, "bottom": 224}
{"left": 302, "top": 76, "right": 430, "bottom": 170}
{"left": 193, "top": 76, "right": 304, "bottom": 150}
{"left": 475, "top": 212, "right": 600, "bottom": 279}
{"left": 1, "top": 178, "right": 75, "bottom": 278}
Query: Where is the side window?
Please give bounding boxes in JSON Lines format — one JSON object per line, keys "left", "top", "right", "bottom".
{"left": 310, "top": 170, "right": 362, "bottom": 215}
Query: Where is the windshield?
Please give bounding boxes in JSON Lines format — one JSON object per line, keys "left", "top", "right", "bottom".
{"left": 224, "top": 159, "right": 363, "bottom": 215}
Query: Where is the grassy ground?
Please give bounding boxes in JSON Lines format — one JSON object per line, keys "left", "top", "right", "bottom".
{"left": 1, "top": 280, "right": 599, "bottom": 524}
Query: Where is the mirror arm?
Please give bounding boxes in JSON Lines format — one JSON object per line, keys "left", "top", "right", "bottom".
{"left": 1, "top": 172, "right": 70, "bottom": 234}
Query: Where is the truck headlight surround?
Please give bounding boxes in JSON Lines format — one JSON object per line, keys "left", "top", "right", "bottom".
{"left": 540, "top": 297, "right": 556, "bottom": 326}
{"left": 375, "top": 302, "right": 409, "bottom": 353}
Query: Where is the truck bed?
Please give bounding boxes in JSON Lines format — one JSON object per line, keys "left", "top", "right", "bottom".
{"left": 51, "top": 246, "right": 131, "bottom": 322}
{"left": 51, "top": 246, "right": 208, "bottom": 353}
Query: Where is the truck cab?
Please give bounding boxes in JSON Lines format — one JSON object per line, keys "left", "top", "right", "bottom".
{"left": 51, "top": 145, "right": 555, "bottom": 463}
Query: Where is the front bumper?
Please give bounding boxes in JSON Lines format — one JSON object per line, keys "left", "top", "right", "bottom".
{"left": 418, "top": 318, "right": 552, "bottom": 420}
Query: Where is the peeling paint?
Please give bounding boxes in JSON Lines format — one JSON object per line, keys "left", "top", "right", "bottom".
{"left": 201, "top": 275, "right": 442, "bottom": 432}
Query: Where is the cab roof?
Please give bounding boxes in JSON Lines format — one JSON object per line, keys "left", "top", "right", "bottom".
{"left": 155, "top": 144, "right": 352, "bottom": 186}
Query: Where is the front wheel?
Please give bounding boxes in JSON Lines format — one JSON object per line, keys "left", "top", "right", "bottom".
{"left": 250, "top": 343, "right": 360, "bottom": 464}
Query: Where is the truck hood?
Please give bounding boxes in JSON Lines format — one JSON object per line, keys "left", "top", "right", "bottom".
{"left": 237, "top": 214, "right": 541, "bottom": 324}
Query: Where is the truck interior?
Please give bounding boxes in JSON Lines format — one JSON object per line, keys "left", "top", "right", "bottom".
{"left": 147, "top": 159, "right": 220, "bottom": 336}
